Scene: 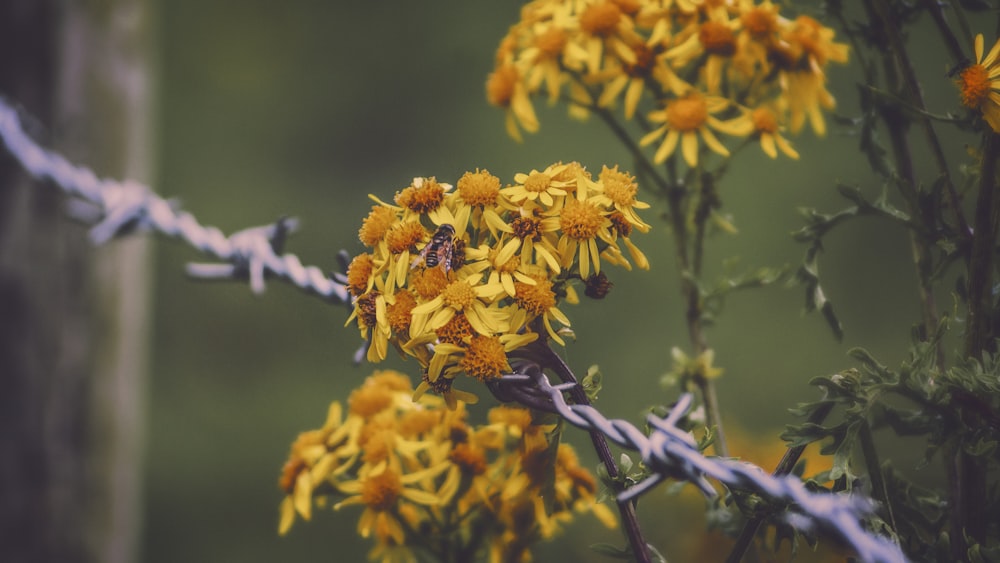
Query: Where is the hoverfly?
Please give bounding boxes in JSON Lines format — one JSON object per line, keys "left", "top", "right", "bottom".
{"left": 411, "top": 223, "right": 458, "bottom": 272}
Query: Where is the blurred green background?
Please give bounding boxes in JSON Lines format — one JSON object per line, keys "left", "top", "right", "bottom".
{"left": 143, "top": 2, "right": 963, "bottom": 561}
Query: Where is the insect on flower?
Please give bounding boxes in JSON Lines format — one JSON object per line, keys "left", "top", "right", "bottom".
{"left": 411, "top": 223, "right": 458, "bottom": 272}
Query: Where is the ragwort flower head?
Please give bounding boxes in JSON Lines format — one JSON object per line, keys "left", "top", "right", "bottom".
{"left": 278, "top": 371, "right": 615, "bottom": 562}
{"left": 958, "top": 34, "right": 1000, "bottom": 133}
{"left": 344, "top": 164, "right": 649, "bottom": 406}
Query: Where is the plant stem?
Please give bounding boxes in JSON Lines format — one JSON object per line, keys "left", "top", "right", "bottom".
{"left": 686, "top": 172, "right": 729, "bottom": 458}
{"left": 724, "top": 401, "right": 834, "bottom": 563}
{"left": 858, "top": 421, "right": 899, "bottom": 536}
{"left": 591, "top": 82, "right": 730, "bottom": 457}
{"left": 538, "top": 343, "right": 653, "bottom": 563}
{"left": 953, "top": 132, "right": 1000, "bottom": 556}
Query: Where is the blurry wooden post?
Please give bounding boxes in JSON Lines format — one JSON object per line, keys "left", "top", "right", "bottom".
{"left": 0, "top": 1, "right": 154, "bottom": 563}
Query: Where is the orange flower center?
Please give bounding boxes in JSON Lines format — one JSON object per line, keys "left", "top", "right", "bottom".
{"left": 356, "top": 292, "right": 379, "bottom": 330}
{"left": 398, "top": 409, "right": 440, "bottom": 438}
{"left": 786, "top": 16, "right": 828, "bottom": 65}
{"left": 436, "top": 312, "right": 474, "bottom": 345}
{"left": 514, "top": 277, "right": 556, "bottom": 315}
{"left": 369, "top": 370, "right": 412, "bottom": 391}
{"left": 523, "top": 171, "right": 552, "bottom": 193}
{"left": 751, "top": 107, "right": 779, "bottom": 133}
{"left": 460, "top": 335, "right": 510, "bottom": 381}
{"left": 361, "top": 470, "right": 403, "bottom": 511}
{"left": 599, "top": 165, "right": 638, "bottom": 207}
{"left": 387, "top": 289, "right": 417, "bottom": 334}
{"left": 666, "top": 94, "right": 708, "bottom": 131}
{"left": 960, "top": 64, "right": 991, "bottom": 108}
{"left": 358, "top": 205, "right": 397, "bottom": 247}
{"left": 457, "top": 168, "right": 501, "bottom": 206}
{"left": 511, "top": 216, "right": 542, "bottom": 241}
{"left": 386, "top": 221, "right": 426, "bottom": 254}
{"left": 362, "top": 430, "right": 395, "bottom": 465}
{"left": 580, "top": 2, "right": 621, "bottom": 37}
{"left": 410, "top": 267, "right": 449, "bottom": 300}
{"left": 346, "top": 253, "right": 374, "bottom": 297}
{"left": 441, "top": 280, "right": 477, "bottom": 310}
{"left": 486, "top": 65, "right": 519, "bottom": 108}
{"left": 348, "top": 382, "right": 394, "bottom": 418}
{"left": 742, "top": 7, "right": 777, "bottom": 38}
{"left": 559, "top": 199, "right": 604, "bottom": 240}
{"left": 699, "top": 21, "right": 736, "bottom": 56}
{"left": 396, "top": 178, "right": 445, "bottom": 213}
{"left": 535, "top": 27, "right": 567, "bottom": 58}
{"left": 449, "top": 443, "right": 488, "bottom": 475}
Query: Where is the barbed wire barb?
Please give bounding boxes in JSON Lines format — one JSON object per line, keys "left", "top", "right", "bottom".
{"left": 0, "top": 97, "right": 349, "bottom": 305}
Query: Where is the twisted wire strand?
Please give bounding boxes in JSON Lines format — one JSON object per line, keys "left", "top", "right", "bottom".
{"left": 0, "top": 98, "right": 349, "bottom": 304}
{"left": 491, "top": 370, "right": 906, "bottom": 563}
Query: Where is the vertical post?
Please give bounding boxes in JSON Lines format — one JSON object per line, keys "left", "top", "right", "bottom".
{"left": 0, "top": 1, "right": 155, "bottom": 562}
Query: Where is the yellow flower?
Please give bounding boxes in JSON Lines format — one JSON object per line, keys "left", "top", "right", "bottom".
{"left": 772, "top": 15, "right": 848, "bottom": 136}
{"left": 487, "top": 63, "right": 539, "bottom": 142}
{"left": 556, "top": 196, "right": 611, "bottom": 279}
{"left": 518, "top": 11, "right": 574, "bottom": 102}
{"left": 640, "top": 91, "right": 750, "bottom": 166}
{"left": 277, "top": 401, "right": 361, "bottom": 535}
{"left": 664, "top": 12, "right": 740, "bottom": 94}
{"left": 781, "top": 69, "right": 836, "bottom": 136}
{"left": 408, "top": 273, "right": 510, "bottom": 340}
{"left": 395, "top": 176, "right": 451, "bottom": 218}
{"left": 502, "top": 163, "right": 574, "bottom": 208}
{"left": 573, "top": 1, "right": 636, "bottom": 73}
{"left": 589, "top": 165, "right": 651, "bottom": 232}
{"left": 959, "top": 34, "right": 1000, "bottom": 133}
{"left": 335, "top": 464, "right": 449, "bottom": 544}
{"left": 747, "top": 105, "right": 799, "bottom": 159}
{"left": 512, "top": 274, "right": 572, "bottom": 344}
{"left": 596, "top": 37, "right": 686, "bottom": 119}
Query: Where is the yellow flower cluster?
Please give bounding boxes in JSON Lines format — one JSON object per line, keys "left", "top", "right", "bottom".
{"left": 278, "top": 370, "right": 616, "bottom": 563}
{"left": 346, "top": 165, "right": 649, "bottom": 406}
{"left": 487, "top": 0, "right": 849, "bottom": 162}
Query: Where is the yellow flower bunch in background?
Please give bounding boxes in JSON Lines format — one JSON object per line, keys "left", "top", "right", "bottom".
{"left": 487, "top": 0, "right": 849, "bottom": 161}
{"left": 278, "top": 370, "right": 616, "bottom": 563}
{"left": 345, "top": 164, "right": 649, "bottom": 406}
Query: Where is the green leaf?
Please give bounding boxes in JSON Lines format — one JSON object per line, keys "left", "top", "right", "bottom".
{"left": 582, "top": 365, "right": 603, "bottom": 402}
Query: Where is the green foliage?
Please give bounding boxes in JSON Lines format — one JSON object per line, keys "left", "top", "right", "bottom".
{"left": 782, "top": 323, "right": 1000, "bottom": 559}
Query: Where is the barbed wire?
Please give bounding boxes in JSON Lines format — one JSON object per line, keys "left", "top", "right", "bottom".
{"left": 0, "top": 97, "right": 349, "bottom": 305}
{"left": 490, "top": 366, "right": 906, "bottom": 563}
{"left": 0, "top": 96, "right": 905, "bottom": 562}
